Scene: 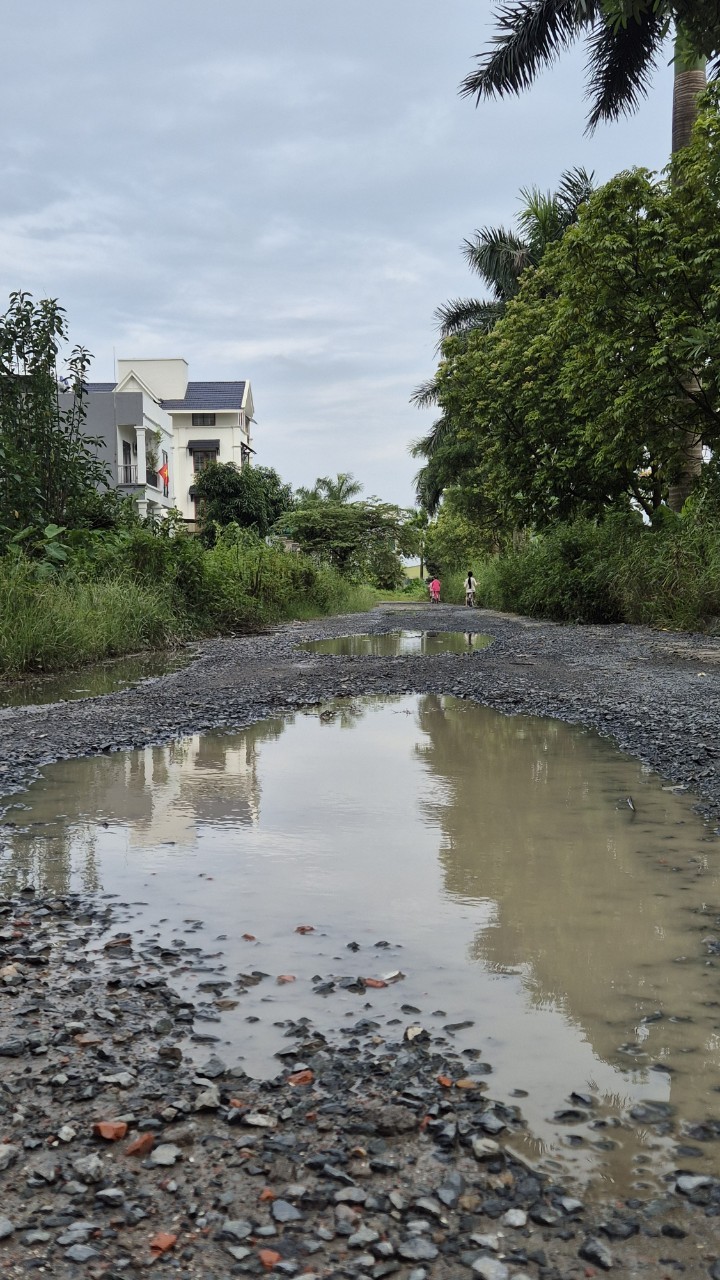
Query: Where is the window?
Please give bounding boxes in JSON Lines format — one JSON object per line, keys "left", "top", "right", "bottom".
{"left": 191, "top": 413, "right": 216, "bottom": 427}
{"left": 193, "top": 449, "right": 218, "bottom": 473}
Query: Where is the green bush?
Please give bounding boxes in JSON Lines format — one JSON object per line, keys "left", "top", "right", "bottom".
{"left": 472, "top": 512, "right": 720, "bottom": 630}
{"left": 0, "top": 525, "right": 375, "bottom": 678}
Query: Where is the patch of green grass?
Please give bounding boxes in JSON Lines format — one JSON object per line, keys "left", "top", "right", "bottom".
{"left": 0, "top": 535, "right": 382, "bottom": 680}
{"left": 0, "top": 561, "right": 182, "bottom": 676}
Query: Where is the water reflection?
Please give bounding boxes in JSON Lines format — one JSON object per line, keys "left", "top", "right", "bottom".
{"left": 2, "top": 694, "right": 719, "bottom": 1190}
{"left": 301, "top": 631, "right": 493, "bottom": 656}
{"left": 0, "top": 717, "right": 285, "bottom": 895}
{"left": 0, "top": 651, "right": 194, "bottom": 710}
{"left": 415, "top": 695, "right": 720, "bottom": 1182}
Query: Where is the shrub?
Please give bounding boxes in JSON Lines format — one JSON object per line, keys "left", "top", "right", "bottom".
{"left": 472, "top": 512, "right": 720, "bottom": 630}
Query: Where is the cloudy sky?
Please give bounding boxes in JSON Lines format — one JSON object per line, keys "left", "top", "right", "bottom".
{"left": 1, "top": 1, "right": 674, "bottom": 506}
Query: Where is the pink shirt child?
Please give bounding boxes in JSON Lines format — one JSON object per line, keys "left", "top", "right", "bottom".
{"left": 430, "top": 578, "right": 441, "bottom": 601}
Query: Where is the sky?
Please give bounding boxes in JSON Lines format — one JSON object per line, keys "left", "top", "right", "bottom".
{"left": 0, "top": 1, "right": 675, "bottom": 507}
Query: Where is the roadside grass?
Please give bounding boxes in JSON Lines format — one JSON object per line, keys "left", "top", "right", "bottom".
{"left": 368, "top": 582, "right": 428, "bottom": 604}
{"left": 0, "top": 536, "right": 379, "bottom": 680}
{"left": 0, "top": 562, "right": 181, "bottom": 676}
{"left": 472, "top": 514, "right": 720, "bottom": 630}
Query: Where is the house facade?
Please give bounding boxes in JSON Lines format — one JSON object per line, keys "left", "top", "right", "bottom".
{"left": 84, "top": 358, "right": 254, "bottom": 523}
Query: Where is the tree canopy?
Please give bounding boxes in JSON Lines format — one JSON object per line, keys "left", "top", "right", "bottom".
{"left": 0, "top": 292, "right": 109, "bottom": 546}
{"left": 419, "top": 88, "right": 720, "bottom": 534}
{"left": 412, "top": 169, "right": 595, "bottom": 512}
{"left": 277, "top": 497, "right": 417, "bottom": 589}
{"left": 295, "top": 472, "right": 363, "bottom": 504}
{"left": 193, "top": 463, "right": 294, "bottom": 540}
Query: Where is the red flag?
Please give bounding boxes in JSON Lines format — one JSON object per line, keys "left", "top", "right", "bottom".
{"left": 158, "top": 463, "right": 169, "bottom": 486}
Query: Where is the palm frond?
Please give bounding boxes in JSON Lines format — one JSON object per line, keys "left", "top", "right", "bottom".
{"left": 463, "top": 227, "right": 530, "bottom": 299}
{"left": 410, "top": 415, "right": 454, "bottom": 460}
{"left": 410, "top": 377, "right": 441, "bottom": 409}
{"left": 585, "top": 7, "right": 667, "bottom": 129}
{"left": 517, "top": 187, "right": 563, "bottom": 255}
{"left": 414, "top": 463, "right": 445, "bottom": 516}
{"left": 434, "top": 297, "right": 506, "bottom": 338}
{"left": 460, "top": 0, "right": 598, "bottom": 101}
{"left": 555, "top": 165, "right": 596, "bottom": 221}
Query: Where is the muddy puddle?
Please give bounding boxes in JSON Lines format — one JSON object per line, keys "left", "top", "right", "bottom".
{"left": 301, "top": 630, "right": 493, "bottom": 656}
{"left": 2, "top": 693, "right": 719, "bottom": 1195}
{"left": 0, "top": 650, "right": 195, "bottom": 710}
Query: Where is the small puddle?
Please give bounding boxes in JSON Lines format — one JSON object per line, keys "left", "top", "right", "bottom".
{"left": 2, "top": 694, "right": 720, "bottom": 1195}
{"left": 0, "top": 651, "right": 195, "bottom": 710}
{"left": 301, "top": 630, "right": 493, "bottom": 656}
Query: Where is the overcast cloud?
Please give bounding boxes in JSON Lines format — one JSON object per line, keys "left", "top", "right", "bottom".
{"left": 1, "top": 1, "right": 674, "bottom": 505}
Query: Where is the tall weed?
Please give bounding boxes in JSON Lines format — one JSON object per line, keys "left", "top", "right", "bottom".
{"left": 0, "top": 528, "right": 376, "bottom": 678}
{"left": 473, "top": 514, "right": 720, "bottom": 629}
{"left": 0, "top": 559, "right": 180, "bottom": 675}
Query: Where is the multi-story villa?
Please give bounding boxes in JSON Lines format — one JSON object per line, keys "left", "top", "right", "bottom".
{"left": 84, "top": 358, "right": 255, "bottom": 522}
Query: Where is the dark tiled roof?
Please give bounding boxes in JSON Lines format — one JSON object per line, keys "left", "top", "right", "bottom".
{"left": 85, "top": 380, "right": 247, "bottom": 411}
{"left": 161, "top": 381, "right": 246, "bottom": 411}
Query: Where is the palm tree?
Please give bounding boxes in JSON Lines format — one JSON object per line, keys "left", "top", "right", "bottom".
{"left": 296, "top": 472, "right": 363, "bottom": 504}
{"left": 460, "top": 0, "right": 711, "bottom": 507}
{"left": 436, "top": 167, "right": 595, "bottom": 341}
{"left": 410, "top": 169, "right": 594, "bottom": 510}
{"left": 460, "top": 2, "right": 707, "bottom": 149}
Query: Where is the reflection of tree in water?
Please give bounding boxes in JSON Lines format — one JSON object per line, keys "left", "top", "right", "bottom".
{"left": 413, "top": 694, "right": 720, "bottom": 1132}
{"left": 0, "top": 715, "right": 290, "bottom": 896}
{"left": 314, "top": 700, "right": 369, "bottom": 730}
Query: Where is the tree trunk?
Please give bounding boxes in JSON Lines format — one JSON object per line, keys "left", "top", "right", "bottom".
{"left": 667, "top": 27, "right": 706, "bottom": 513}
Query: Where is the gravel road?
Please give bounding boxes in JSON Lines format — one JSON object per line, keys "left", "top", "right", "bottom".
{"left": 1, "top": 605, "right": 719, "bottom": 1279}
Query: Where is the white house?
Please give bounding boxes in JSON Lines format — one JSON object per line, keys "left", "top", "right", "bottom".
{"left": 85, "top": 358, "right": 255, "bottom": 522}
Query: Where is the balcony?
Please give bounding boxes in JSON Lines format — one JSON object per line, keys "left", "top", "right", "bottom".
{"left": 118, "top": 464, "right": 169, "bottom": 498}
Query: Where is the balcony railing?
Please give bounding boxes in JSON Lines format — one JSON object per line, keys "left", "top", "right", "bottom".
{"left": 118, "top": 465, "right": 168, "bottom": 496}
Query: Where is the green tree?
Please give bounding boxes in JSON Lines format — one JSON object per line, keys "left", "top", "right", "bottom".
{"left": 424, "top": 497, "right": 497, "bottom": 576}
{"left": 193, "top": 462, "right": 294, "bottom": 540}
{"left": 0, "top": 292, "right": 108, "bottom": 545}
{"left": 277, "top": 498, "right": 416, "bottom": 588}
{"left": 435, "top": 167, "right": 595, "bottom": 342}
{"left": 412, "top": 169, "right": 594, "bottom": 511}
{"left": 462, "top": 0, "right": 716, "bottom": 505}
{"left": 422, "top": 95, "right": 720, "bottom": 532}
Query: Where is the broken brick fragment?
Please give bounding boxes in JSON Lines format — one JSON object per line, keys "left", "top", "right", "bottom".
{"left": 93, "top": 1120, "right": 128, "bottom": 1141}
{"left": 126, "top": 1132, "right": 155, "bottom": 1157}
{"left": 150, "top": 1231, "right": 178, "bottom": 1253}
{"left": 288, "top": 1069, "right": 314, "bottom": 1086}
{"left": 259, "top": 1249, "right": 281, "bottom": 1269}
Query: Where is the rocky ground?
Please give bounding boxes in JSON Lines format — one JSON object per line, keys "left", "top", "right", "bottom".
{"left": 1, "top": 604, "right": 720, "bottom": 1278}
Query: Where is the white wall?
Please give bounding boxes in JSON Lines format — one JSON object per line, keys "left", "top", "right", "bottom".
{"left": 172, "top": 411, "right": 251, "bottom": 520}
{"left": 116, "top": 358, "right": 188, "bottom": 401}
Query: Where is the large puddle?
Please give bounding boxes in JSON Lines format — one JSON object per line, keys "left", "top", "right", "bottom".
{"left": 2, "top": 694, "right": 719, "bottom": 1194}
{"left": 301, "top": 630, "right": 493, "bottom": 656}
{"left": 0, "top": 650, "right": 195, "bottom": 710}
